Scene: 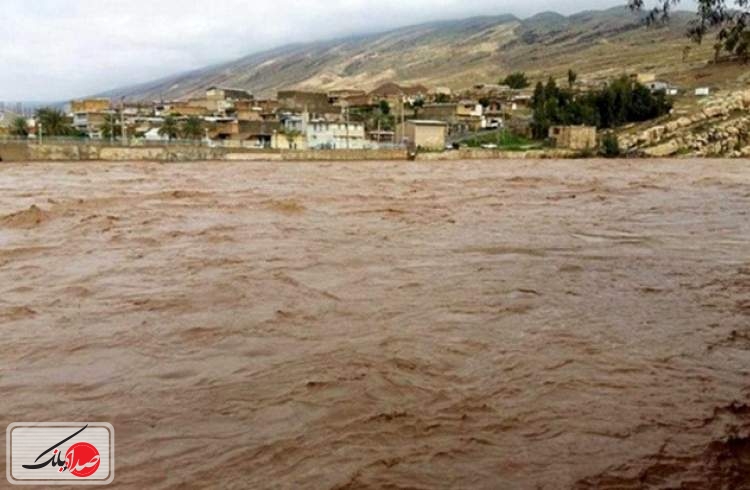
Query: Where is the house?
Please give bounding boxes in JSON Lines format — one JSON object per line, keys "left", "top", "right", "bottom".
{"left": 206, "top": 87, "right": 252, "bottom": 101}
{"left": 370, "top": 83, "right": 429, "bottom": 106}
{"left": 255, "top": 99, "right": 279, "bottom": 112}
{"left": 418, "top": 101, "right": 484, "bottom": 134}
{"left": 274, "top": 116, "right": 308, "bottom": 150}
{"left": 70, "top": 99, "right": 111, "bottom": 114}
{"left": 647, "top": 81, "right": 679, "bottom": 95}
{"left": 167, "top": 100, "right": 210, "bottom": 117}
{"left": 631, "top": 73, "right": 657, "bottom": 84}
{"left": 305, "top": 119, "right": 366, "bottom": 150}
{"left": 695, "top": 87, "right": 711, "bottom": 97}
{"left": 548, "top": 125, "right": 597, "bottom": 150}
{"left": 368, "top": 130, "right": 395, "bottom": 144}
{"left": 342, "top": 93, "right": 375, "bottom": 108}
{"left": 0, "top": 110, "right": 24, "bottom": 136}
{"left": 328, "top": 89, "right": 367, "bottom": 106}
{"left": 205, "top": 87, "right": 253, "bottom": 115}
{"left": 278, "top": 90, "right": 334, "bottom": 115}
{"left": 397, "top": 120, "right": 447, "bottom": 150}
{"left": 72, "top": 110, "right": 112, "bottom": 139}
{"left": 510, "top": 91, "right": 534, "bottom": 107}
{"left": 278, "top": 113, "right": 365, "bottom": 149}
{"left": 273, "top": 131, "right": 307, "bottom": 150}
{"left": 69, "top": 98, "right": 114, "bottom": 138}
{"left": 209, "top": 120, "right": 241, "bottom": 140}
{"left": 233, "top": 100, "right": 264, "bottom": 122}
{"left": 236, "top": 121, "right": 282, "bottom": 148}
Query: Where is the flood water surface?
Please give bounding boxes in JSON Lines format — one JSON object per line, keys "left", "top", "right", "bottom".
{"left": 0, "top": 159, "right": 749, "bottom": 489}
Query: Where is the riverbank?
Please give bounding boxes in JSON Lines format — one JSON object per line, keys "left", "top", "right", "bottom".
{"left": 0, "top": 141, "right": 580, "bottom": 162}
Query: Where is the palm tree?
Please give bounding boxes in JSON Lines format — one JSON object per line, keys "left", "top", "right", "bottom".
{"left": 181, "top": 116, "right": 203, "bottom": 140}
{"left": 158, "top": 116, "right": 179, "bottom": 141}
{"left": 35, "top": 107, "right": 74, "bottom": 137}
{"left": 101, "top": 114, "right": 121, "bottom": 141}
{"left": 10, "top": 117, "right": 28, "bottom": 138}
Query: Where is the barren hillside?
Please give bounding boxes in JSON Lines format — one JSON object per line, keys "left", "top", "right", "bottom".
{"left": 103, "top": 6, "right": 746, "bottom": 101}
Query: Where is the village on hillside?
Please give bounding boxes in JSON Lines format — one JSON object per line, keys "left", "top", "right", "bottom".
{"left": 0, "top": 71, "right": 715, "bottom": 155}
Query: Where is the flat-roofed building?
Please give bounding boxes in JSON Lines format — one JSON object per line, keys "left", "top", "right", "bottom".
{"left": 306, "top": 119, "right": 366, "bottom": 150}
{"left": 548, "top": 125, "right": 597, "bottom": 150}
{"left": 70, "top": 99, "right": 111, "bottom": 114}
{"left": 397, "top": 120, "right": 447, "bottom": 150}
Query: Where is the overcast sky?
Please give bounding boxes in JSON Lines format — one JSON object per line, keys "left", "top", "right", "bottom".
{"left": 2, "top": 0, "right": 650, "bottom": 101}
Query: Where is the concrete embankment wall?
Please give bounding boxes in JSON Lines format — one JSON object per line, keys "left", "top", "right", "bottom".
{"left": 416, "top": 149, "right": 576, "bottom": 160}
{"left": 281, "top": 149, "right": 408, "bottom": 161}
{"left": 0, "top": 143, "right": 409, "bottom": 162}
{"left": 0, "top": 143, "right": 30, "bottom": 162}
{"left": 0, "top": 142, "right": 576, "bottom": 162}
{"left": 23, "top": 144, "right": 231, "bottom": 162}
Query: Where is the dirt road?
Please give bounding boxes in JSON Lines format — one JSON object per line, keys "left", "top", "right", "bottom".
{"left": 1, "top": 159, "right": 748, "bottom": 488}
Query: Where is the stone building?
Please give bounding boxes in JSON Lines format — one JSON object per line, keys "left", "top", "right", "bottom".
{"left": 397, "top": 120, "right": 447, "bottom": 150}
{"left": 548, "top": 126, "right": 597, "bottom": 150}
{"left": 278, "top": 90, "right": 334, "bottom": 115}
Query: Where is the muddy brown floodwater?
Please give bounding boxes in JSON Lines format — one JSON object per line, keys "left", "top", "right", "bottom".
{"left": 0, "top": 159, "right": 749, "bottom": 489}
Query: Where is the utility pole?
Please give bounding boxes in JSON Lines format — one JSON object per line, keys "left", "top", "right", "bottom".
{"left": 120, "top": 97, "right": 126, "bottom": 146}
{"left": 400, "top": 95, "right": 406, "bottom": 148}
{"left": 344, "top": 101, "right": 350, "bottom": 150}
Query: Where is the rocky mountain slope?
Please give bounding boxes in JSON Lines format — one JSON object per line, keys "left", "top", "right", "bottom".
{"left": 620, "top": 89, "right": 750, "bottom": 157}
{"left": 104, "top": 6, "right": 720, "bottom": 101}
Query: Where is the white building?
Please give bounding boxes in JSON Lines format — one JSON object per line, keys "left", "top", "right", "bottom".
{"left": 306, "top": 120, "right": 366, "bottom": 149}
{"left": 281, "top": 113, "right": 366, "bottom": 149}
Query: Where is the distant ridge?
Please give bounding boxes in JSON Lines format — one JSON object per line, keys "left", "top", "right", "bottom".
{"left": 99, "top": 5, "right": 699, "bottom": 101}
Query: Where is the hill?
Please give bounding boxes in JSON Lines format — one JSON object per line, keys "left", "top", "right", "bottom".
{"left": 102, "top": 6, "right": 746, "bottom": 101}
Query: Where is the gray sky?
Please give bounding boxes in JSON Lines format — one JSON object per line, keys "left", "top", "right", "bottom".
{"left": 2, "top": 0, "right": 637, "bottom": 101}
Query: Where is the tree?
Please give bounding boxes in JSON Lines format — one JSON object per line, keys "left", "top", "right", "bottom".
{"left": 530, "top": 75, "right": 672, "bottom": 139}
{"left": 568, "top": 69, "right": 578, "bottom": 88}
{"left": 158, "top": 116, "right": 179, "bottom": 141}
{"left": 600, "top": 132, "right": 622, "bottom": 157}
{"left": 181, "top": 116, "right": 204, "bottom": 140}
{"left": 379, "top": 100, "right": 391, "bottom": 116}
{"left": 502, "top": 72, "right": 530, "bottom": 89}
{"left": 434, "top": 93, "right": 451, "bottom": 103}
{"left": 101, "top": 114, "right": 121, "bottom": 141}
{"left": 10, "top": 117, "right": 28, "bottom": 137}
{"left": 531, "top": 82, "right": 550, "bottom": 139}
{"left": 35, "top": 107, "right": 74, "bottom": 137}
{"left": 629, "top": 0, "right": 750, "bottom": 62}
{"left": 283, "top": 129, "right": 302, "bottom": 149}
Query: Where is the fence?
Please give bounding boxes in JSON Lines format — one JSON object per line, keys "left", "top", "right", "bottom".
{"left": 0, "top": 136, "right": 407, "bottom": 151}
{"left": 0, "top": 136, "right": 215, "bottom": 148}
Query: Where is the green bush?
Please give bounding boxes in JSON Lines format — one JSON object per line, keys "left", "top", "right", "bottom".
{"left": 502, "top": 72, "right": 530, "bottom": 90}
{"left": 600, "top": 133, "right": 621, "bottom": 158}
